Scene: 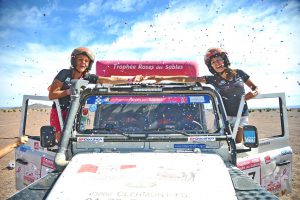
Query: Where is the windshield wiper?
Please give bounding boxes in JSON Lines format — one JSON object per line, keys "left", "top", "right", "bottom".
{"left": 105, "top": 123, "right": 148, "bottom": 138}
{"left": 144, "top": 127, "right": 190, "bottom": 136}
{"left": 106, "top": 124, "right": 150, "bottom": 138}
{"left": 86, "top": 127, "right": 150, "bottom": 140}
{"left": 97, "top": 124, "right": 132, "bottom": 137}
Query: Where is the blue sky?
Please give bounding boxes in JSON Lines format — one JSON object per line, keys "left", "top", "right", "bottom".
{"left": 0, "top": 0, "right": 299, "bottom": 107}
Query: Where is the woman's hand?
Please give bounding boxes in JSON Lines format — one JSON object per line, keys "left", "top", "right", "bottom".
{"left": 244, "top": 89, "right": 259, "bottom": 101}
{"left": 244, "top": 79, "right": 259, "bottom": 101}
{"left": 133, "top": 75, "right": 144, "bottom": 82}
{"left": 18, "top": 136, "right": 28, "bottom": 145}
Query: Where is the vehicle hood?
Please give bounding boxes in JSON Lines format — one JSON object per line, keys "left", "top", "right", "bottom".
{"left": 47, "top": 152, "right": 237, "bottom": 200}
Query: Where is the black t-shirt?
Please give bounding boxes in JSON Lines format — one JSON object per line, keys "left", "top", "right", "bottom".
{"left": 52, "top": 69, "right": 72, "bottom": 110}
{"left": 51, "top": 69, "right": 99, "bottom": 110}
{"left": 205, "top": 69, "right": 250, "bottom": 116}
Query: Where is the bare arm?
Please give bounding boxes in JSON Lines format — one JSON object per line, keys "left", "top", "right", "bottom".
{"left": 0, "top": 136, "right": 28, "bottom": 159}
{"left": 145, "top": 76, "right": 207, "bottom": 83}
{"left": 48, "top": 79, "right": 71, "bottom": 100}
{"left": 244, "top": 79, "right": 259, "bottom": 101}
{"left": 96, "top": 75, "right": 144, "bottom": 84}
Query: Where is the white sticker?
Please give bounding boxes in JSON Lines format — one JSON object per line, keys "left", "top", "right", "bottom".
{"left": 189, "top": 96, "right": 205, "bottom": 103}
{"left": 77, "top": 137, "right": 104, "bottom": 143}
{"left": 188, "top": 136, "right": 216, "bottom": 142}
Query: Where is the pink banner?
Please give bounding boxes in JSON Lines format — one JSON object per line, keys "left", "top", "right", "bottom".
{"left": 96, "top": 60, "right": 198, "bottom": 77}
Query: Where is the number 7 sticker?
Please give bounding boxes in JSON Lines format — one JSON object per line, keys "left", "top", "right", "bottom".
{"left": 237, "top": 158, "right": 261, "bottom": 185}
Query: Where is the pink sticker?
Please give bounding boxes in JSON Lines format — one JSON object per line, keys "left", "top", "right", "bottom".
{"left": 265, "top": 155, "right": 271, "bottom": 164}
{"left": 78, "top": 164, "right": 98, "bottom": 173}
{"left": 34, "top": 142, "right": 39, "bottom": 150}
{"left": 237, "top": 157, "right": 260, "bottom": 170}
{"left": 120, "top": 165, "right": 136, "bottom": 170}
{"left": 41, "top": 157, "right": 55, "bottom": 169}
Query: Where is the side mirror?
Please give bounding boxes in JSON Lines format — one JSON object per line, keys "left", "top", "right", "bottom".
{"left": 243, "top": 125, "right": 258, "bottom": 148}
{"left": 40, "top": 126, "right": 56, "bottom": 148}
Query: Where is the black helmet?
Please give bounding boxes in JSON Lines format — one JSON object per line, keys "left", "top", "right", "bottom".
{"left": 204, "top": 47, "right": 230, "bottom": 75}
{"left": 70, "top": 47, "right": 95, "bottom": 71}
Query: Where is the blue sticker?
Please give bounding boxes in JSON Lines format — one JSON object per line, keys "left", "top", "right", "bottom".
{"left": 19, "top": 145, "right": 32, "bottom": 152}
{"left": 188, "top": 95, "right": 210, "bottom": 103}
{"left": 89, "top": 104, "right": 97, "bottom": 112}
{"left": 174, "top": 144, "right": 206, "bottom": 149}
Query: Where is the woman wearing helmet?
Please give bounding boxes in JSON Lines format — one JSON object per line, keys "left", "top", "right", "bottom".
{"left": 48, "top": 47, "right": 143, "bottom": 143}
{"left": 147, "top": 47, "right": 259, "bottom": 143}
{"left": 201, "top": 47, "right": 259, "bottom": 143}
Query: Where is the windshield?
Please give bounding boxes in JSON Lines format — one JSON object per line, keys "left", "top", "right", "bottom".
{"left": 79, "top": 94, "right": 219, "bottom": 134}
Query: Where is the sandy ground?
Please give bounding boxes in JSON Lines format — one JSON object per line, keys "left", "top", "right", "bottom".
{"left": 0, "top": 108, "right": 299, "bottom": 200}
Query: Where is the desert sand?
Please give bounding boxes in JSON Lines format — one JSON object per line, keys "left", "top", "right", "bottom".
{"left": 0, "top": 108, "right": 299, "bottom": 200}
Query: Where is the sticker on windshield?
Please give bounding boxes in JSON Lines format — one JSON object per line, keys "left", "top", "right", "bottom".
{"left": 89, "top": 104, "right": 97, "bottom": 112}
{"left": 94, "top": 96, "right": 188, "bottom": 104}
{"left": 86, "top": 95, "right": 211, "bottom": 105}
{"left": 174, "top": 144, "right": 206, "bottom": 149}
{"left": 188, "top": 96, "right": 205, "bottom": 102}
{"left": 188, "top": 136, "right": 216, "bottom": 142}
{"left": 77, "top": 137, "right": 104, "bottom": 143}
{"left": 188, "top": 95, "right": 210, "bottom": 103}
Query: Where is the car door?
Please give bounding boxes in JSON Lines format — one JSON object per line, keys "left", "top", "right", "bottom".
{"left": 15, "top": 95, "right": 61, "bottom": 190}
{"left": 236, "top": 93, "right": 292, "bottom": 197}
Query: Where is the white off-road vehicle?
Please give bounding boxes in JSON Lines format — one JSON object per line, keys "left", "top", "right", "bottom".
{"left": 10, "top": 61, "right": 292, "bottom": 199}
